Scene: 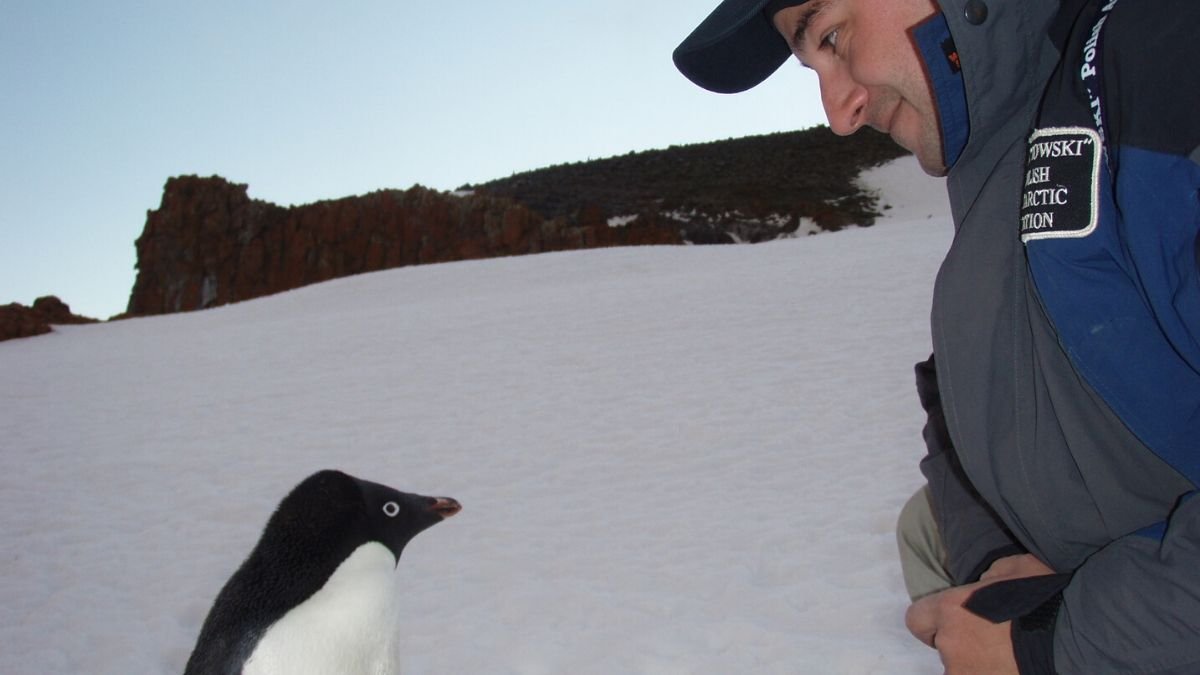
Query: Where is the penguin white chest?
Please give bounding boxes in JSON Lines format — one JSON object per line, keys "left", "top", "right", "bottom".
{"left": 244, "top": 542, "right": 403, "bottom": 675}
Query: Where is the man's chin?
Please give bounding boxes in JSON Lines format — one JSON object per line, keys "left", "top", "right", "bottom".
{"left": 919, "top": 161, "right": 949, "bottom": 177}
{"left": 912, "top": 147, "right": 949, "bottom": 177}
{"left": 885, "top": 128, "right": 947, "bottom": 177}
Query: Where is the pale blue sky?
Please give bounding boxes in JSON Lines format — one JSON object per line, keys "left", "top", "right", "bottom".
{"left": 2, "top": 0, "right": 824, "bottom": 319}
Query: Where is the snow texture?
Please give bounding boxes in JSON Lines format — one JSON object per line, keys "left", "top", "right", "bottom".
{"left": 0, "top": 157, "right": 948, "bottom": 674}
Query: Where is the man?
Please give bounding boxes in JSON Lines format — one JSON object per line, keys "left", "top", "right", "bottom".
{"left": 674, "top": 0, "right": 1200, "bottom": 673}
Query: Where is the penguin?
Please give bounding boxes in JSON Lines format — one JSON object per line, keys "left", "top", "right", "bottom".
{"left": 183, "top": 469, "right": 461, "bottom": 675}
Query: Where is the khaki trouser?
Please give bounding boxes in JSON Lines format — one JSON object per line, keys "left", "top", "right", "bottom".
{"left": 896, "top": 486, "right": 955, "bottom": 601}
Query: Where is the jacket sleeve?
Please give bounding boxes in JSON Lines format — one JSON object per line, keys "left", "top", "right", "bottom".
{"left": 914, "top": 355, "right": 1024, "bottom": 584}
{"left": 968, "top": 497, "right": 1200, "bottom": 674}
{"left": 1046, "top": 495, "right": 1200, "bottom": 673}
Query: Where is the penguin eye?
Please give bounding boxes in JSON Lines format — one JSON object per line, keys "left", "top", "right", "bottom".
{"left": 382, "top": 501, "right": 400, "bottom": 517}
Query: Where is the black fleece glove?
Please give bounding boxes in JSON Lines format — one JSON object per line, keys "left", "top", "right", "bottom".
{"left": 964, "top": 573, "right": 1072, "bottom": 675}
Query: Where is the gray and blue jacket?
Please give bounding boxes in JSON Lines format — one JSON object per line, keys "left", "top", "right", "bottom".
{"left": 918, "top": 0, "right": 1200, "bottom": 672}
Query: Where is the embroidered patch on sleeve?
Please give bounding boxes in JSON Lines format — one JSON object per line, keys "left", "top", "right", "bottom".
{"left": 1020, "top": 127, "right": 1101, "bottom": 242}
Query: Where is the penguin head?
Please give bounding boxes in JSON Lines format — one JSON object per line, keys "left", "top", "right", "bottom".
{"left": 260, "top": 470, "right": 461, "bottom": 570}
{"left": 351, "top": 472, "right": 462, "bottom": 563}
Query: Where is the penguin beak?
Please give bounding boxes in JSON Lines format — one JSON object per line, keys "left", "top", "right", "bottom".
{"left": 428, "top": 497, "right": 462, "bottom": 519}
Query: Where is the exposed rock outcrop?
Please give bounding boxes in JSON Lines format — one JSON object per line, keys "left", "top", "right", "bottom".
{"left": 127, "top": 178, "right": 682, "bottom": 315}
{"left": 0, "top": 296, "right": 98, "bottom": 342}
{"left": 125, "top": 126, "right": 909, "bottom": 316}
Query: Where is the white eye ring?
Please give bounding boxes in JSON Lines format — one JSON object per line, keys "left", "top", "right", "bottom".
{"left": 382, "top": 502, "right": 400, "bottom": 517}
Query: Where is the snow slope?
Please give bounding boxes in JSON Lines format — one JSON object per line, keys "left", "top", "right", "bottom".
{"left": 0, "top": 157, "right": 949, "bottom": 674}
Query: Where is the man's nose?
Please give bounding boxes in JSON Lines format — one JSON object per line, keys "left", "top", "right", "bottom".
{"left": 820, "top": 72, "right": 868, "bottom": 136}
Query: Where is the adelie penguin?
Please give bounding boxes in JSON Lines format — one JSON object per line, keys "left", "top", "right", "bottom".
{"left": 183, "top": 469, "right": 462, "bottom": 675}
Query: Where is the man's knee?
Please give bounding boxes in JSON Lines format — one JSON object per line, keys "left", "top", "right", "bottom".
{"left": 896, "top": 486, "right": 953, "bottom": 600}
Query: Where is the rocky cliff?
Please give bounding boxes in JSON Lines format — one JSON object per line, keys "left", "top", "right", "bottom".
{"left": 126, "top": 179, "right": 681, "bottom": 316}
{"left": 0, "top": 296, "right": 99, "bottom": 342}
{"left": 124, "top": 125, "right": 907, "bottom": 316}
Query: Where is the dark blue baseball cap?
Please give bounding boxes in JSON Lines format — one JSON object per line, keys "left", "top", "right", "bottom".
{"left": 673, "top": 0, "right": 810, "bottom": 94}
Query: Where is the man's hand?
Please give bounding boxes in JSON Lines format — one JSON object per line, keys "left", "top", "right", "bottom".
{"left": 906, "top": 582, "right": 1019, "bottom": 674}
{"left": 980, "top": 554, "right": 1054, "bottom": 582}
{"left": 905, "top": 554, "right": 1054, "bottom": 674}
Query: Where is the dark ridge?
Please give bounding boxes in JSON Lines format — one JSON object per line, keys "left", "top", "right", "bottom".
{"left": 465, "top": 125, "right": 908, "bottom": 243}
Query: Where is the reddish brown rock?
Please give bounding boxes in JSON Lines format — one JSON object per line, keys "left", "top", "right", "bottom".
{"left": 0, "top": 296, "right": 98, "bottom": 343}
{"left": 126, "top": 176, "right": 684, "bottom": 316}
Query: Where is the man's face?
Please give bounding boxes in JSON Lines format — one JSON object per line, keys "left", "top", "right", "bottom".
{"left": 772, "top": 0, "right": 947, "bottom": 176}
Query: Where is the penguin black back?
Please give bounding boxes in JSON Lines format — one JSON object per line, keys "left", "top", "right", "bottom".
{"left": 183, "top": 469, "right": 461, "bottom": 675}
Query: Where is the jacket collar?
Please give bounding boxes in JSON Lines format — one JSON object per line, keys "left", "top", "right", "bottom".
{"left": 939, "top": 0, "right": 1062, "bottom": 225}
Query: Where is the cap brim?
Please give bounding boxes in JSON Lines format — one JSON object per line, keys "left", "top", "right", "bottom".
{"left": 673, "top": 0, "right": 795, "bottom": 94}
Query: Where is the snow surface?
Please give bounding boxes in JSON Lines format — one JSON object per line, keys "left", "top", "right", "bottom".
{"left": 0, "top": 157, "right": 949, "bottom": 674}
{"left": 607, "top": 214, "right": 639, "bottom": 228}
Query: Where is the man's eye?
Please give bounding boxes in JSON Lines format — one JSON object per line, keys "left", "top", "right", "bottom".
{"left": 821, "top": 28, "right": 839, "bottom": 50}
